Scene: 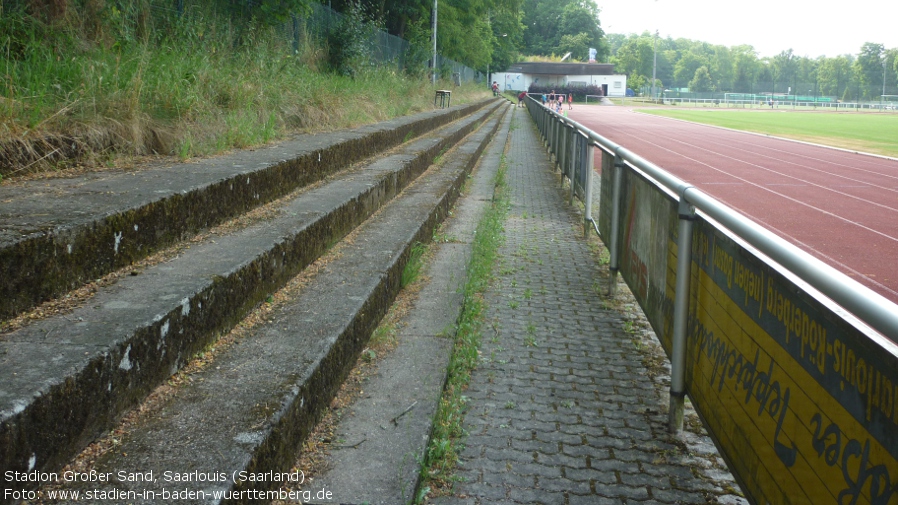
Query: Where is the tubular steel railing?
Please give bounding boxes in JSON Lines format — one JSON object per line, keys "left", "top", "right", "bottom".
{"left": 524, "top": 95, "right": 898, "bottom": 429}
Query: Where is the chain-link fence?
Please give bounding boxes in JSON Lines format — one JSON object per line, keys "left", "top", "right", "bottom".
{"left": 144, "top": 1, "right": 481, "bottom": 82}
{"left": 642, "top": 80, "right": 898, "bottom": 108}
{"left": 294, "top": 2, "right": 481, "bottom": 82}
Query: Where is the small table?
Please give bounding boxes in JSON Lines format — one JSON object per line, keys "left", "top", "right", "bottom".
{"left": 434, "top": 90, "right": 451, "bottom": 108}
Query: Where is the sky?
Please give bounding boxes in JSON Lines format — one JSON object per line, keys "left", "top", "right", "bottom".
{"left": 595, "top": 0, "right": 898, "bottom": 59}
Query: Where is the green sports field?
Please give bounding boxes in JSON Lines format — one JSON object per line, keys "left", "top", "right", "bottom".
{"left": 639, "top": 109, "right": 898, "bottom": 158}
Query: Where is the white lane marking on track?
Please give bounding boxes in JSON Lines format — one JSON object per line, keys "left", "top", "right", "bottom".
{"left": 609, "top": 130, "right": 898, "bottom": 244}
{"left": 659, "top": 136, "right": 898, "bottom": 209}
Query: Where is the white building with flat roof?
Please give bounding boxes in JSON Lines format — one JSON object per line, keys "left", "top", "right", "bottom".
{"left": 491, "top": 62, "right": 628, "bottom": 97}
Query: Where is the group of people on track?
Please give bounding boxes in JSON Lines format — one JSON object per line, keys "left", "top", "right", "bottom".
{"left": 514, "top": 89, "right": 572, "bottom": 112}
{"left": 494, "top": 82, "right": 573, "bottom": 112}
{"left": 542, "top": 90, "right": 572, "bottom": 112}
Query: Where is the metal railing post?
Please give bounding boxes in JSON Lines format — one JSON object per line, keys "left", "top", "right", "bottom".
{"left": 569, "top": 127, "right": 577, "bottom": 205}
{"left": 547, "top": 113, "right": 554, "bottom": 158}
{"left": 669, "top": 187, "right": 696, "bottom": 433}
{"left": 547, "top": 112, "right": 561, "bottom": 170}
{"left": 607, "top": 154, "right": 625, "bottom": 296}
{"left": 583, "top": 141, "right": 594, "bottom": 237}
{"left": 561, "top": 123, "right": 570, "bottom": 185}
{"left": 552, "top": 116, "right": 560, "bottom": 169}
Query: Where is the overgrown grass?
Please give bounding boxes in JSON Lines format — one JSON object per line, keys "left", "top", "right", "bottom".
{"left": 0, "top": 6, "right": 489, "bottom": 178}
{"left": 401, "top": 242, "right": 426, "bottom": 288}
{"left": 640, "top": 109, "right": 898, "bottom": 157}
{"left": 417, "top": 154, "right": 509, "bottom": 499}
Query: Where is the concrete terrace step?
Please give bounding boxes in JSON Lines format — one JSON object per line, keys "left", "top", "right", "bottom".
{"left": 35, "top": 102, "right": 509, "bottom": 504}
{"left": 0, "top": 102, "right": 503, "bottom": 496}
{"left": 0, "top": 99, "right": 493, "bottom": 321}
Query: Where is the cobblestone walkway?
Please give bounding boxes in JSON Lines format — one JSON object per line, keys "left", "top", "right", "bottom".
{"left": 431, "top": 108, "right": 744, "bottom": 505}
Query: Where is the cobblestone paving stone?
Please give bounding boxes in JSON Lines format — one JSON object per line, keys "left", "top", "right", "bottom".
{"left": 430, "top": 108, "right": 748, "bottom": 505}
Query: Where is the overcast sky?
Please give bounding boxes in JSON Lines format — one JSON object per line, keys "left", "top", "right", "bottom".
{"left": 595, "top": 0, "right": 898, "bottom": 58}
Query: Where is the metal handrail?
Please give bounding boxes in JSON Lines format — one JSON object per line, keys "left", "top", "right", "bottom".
{"left": 526, "top": 96, "right": 898, "bottom": 346}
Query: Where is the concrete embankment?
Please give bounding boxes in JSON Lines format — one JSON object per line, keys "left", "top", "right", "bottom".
{"left": 0, "top": 99, "right": 507, "bottom": 503}
{"left": 0, "top": 100, "right": 490, "bottom": 320}
{"left": 44, "top": 107, "right": 508, "bottom": 504}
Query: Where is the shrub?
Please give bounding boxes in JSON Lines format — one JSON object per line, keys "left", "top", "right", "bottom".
{"left": 327, "top": 0, "right": 379, "bottom": 77}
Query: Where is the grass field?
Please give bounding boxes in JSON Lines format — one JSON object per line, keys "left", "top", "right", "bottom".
{"left": 639, "top": 109, "right": 898, "bottom": 157}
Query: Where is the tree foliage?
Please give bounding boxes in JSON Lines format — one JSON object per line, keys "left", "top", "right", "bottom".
{"left": 521, "top": 0, "right": 607, "bottom": 62}
{"left": 615, "top": 36, "right": 654, "bottom": 77}
{"left": 7, "top": 0, "right": 897, "bottom": 97}
{"left": 328, "top": 0, "right": 381, "bottom": 76}
{"left": 689, "top": 66, "right": 713, "bottom": 92}
{"left": 854, "top": 43, "right": 886, "bottom": 99}
{"left": 605, "top": 31, "right": 898, "bottom": 100}
{"left": 556, "top": 33, "right": 591, "bottom": 61}
{"left": 326, "top": 0, "right": 523, "bottom": 71}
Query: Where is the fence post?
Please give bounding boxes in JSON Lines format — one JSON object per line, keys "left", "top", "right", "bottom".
{"left": 539, "top": 107, "right": 545, "bottom": 141}
{"left": 292, "top": 13, "right": 300, "bottom": 54}
{"left": 561, "top": 122, "right": 569, "bottom": 185}
{"left": 569, "top": 127, "right": 577, "bottom": 205}
{"left": 607, "top": 154, "right": 625, "bottom": 296}
{"left": 669, "top": 187, "right": 696, "bottom": 433}
{"left": 546, "top": 112, "right": 559, "bottom": 165}
{"left": 583, "top": 142, "right": 594, "bottom": 238}
{"left": 546, "top": 116, "right": 564, "bottom": 173}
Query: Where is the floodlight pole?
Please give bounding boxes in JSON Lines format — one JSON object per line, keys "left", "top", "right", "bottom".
{"left": 432, "top": 0, "right": 438, "bottom": 85}
{"left": 652, "top": 31, "right": 658, "bottom": 101}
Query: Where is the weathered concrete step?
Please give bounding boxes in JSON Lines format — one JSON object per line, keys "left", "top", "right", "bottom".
{"left": 0, "top": 99, "right": 494, "bottom": 321}
{"left": 35, "top": 103, "right": 508, "bottom": 505}
{"left": 307, "top": 102, "right": 516, "bottom": 505}
{"left": 0, "top": 103, "right": 502, "bottom": 497}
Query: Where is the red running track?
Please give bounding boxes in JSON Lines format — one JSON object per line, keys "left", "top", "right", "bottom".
{"left": 568, "top": 106, "right": 898, "bottom": 306}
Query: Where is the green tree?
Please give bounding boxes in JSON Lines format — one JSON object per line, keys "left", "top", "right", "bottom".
{"left": 328, "top": 0, "right": 380, "bottom": 76}
{"left": 773, "top": 49, "right": 798, "bottom": 92}
{"left": 522, "top": 0, "right": 565, "bottom": 55}
{"left": 556, "top": 33, "right": 591, "bottom": 61}
{"left": 522, "top": 0, "right": 606, "bottom": 60}
{"left": 613, "top": 34, "right": 653, "bottom": 77}
{"left": 758, "top": 57, "right": 779, "bottom": 94}
{"left": 557, "top": 1, "right": 606, "bottom": 59}
{"left": 886, "top": 48, "right": 898, "bottom": 96}
{"left": 603, "top": 28, "right": 898, "bottom": 102}
{"left": 817, "top": 56, "right": 853, "bottom": 99}
{"left": 605, "top": 33, "right": 627, "bottom": 55}
{"left": 654, "top": 46, "right": 674, "bottom": 90}
{"left": 488, "top": 0, "right": 525, "bottom": 71}
{"left": 673, "top": 52, "right": 704, "bottom": 88}
{"left": 257, "top": 0, "right": 314, "bottom": 23}
{"left": 438, "top": 5, "right": 493, "bottom": 69}
{"left": 628, "top": 74, "right": 646, "bottom": 93}
{"left": 402, "top": 18, "right": 435, "bottom": 76}
{"left": 328, "top": 0, "right": 512, "bottom": 71}
{"left": 854, "top": 42, "right": 885, "bottom": 99}
{"left": 689, "top": 66, "right": 714, "bottom": 92}
{"left": 732, "top": 46, "right": 759, "bottom": 93}
{"left": 711, "top": 45, "right": 733, "bottom": 91}
{"left": 329, "top": 0, "right": 428, "bottom": 40}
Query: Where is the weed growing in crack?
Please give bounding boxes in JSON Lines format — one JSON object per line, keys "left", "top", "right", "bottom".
{"left": 419, "top": 152, "right": 509, "bottom": 497}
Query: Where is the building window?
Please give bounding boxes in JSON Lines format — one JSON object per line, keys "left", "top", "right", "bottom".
{"left": 614, "top": 81, "right": 622, "bottom": 88}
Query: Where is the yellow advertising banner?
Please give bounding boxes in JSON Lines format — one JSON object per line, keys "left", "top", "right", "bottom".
{"left": 606, "top": 165, "right": 898, "bottom": 505}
